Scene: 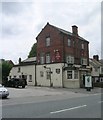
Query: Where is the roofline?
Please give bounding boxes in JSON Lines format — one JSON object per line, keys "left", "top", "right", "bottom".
{"left": 36, "top": 22, "right": 89, "bottom": 43}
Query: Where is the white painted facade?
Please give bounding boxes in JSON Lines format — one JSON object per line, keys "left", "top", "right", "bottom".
{"left": 63, "top": 70, "right": 80, "bottom": 88}
{"left": 36, "top": 63, "right": 63, "bottom": 87}
{"left": 9, "top": 65, "right": 36, "bottom": 86}
{"left": 36, "top": 63, "right": 81, "bottom": 88}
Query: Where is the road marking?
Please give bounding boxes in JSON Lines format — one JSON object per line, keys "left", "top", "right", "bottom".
{"left": 50, "top": 105, "right": 87, "bottom": 114}
{"left": 98, "top": 101, "right": 103, "bottom": 103}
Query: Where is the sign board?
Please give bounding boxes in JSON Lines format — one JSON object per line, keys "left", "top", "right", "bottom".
{"left": 85, "top": 75, "right": 92, "bottom": 88}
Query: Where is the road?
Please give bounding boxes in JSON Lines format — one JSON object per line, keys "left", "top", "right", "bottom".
{"left": 2, "top": 93, "right": 102, "bottom": 119}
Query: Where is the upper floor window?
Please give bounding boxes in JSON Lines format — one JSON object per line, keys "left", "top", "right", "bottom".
{"left": 46, "top": 37, "right": 50, "bottom": 46}
{"left": 40, "top": 53, "right": 44, "bottom": 64}
{"left": 68, "top": 39, "right": 71, "bottom": 47}
{"left": 81, "top": 43, "right": 84, "bottom": 49}
{"left": 66, "top": 56, "right": 74, "bottom": 64}
{"left": 46, "top": 53, "right": 50, "bottom": 63}
{"left": 81, "top": 58, "right": 87, "bottom": 65}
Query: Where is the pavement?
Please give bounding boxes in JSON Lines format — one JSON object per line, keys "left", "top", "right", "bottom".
{"left": 6, "top": 86, "right": 102, "bottom": 98}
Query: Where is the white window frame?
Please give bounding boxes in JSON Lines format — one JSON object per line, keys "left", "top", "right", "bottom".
{"left": 46, "top": 53, "right": 50, "bottom": 63}
{"left": 68, "top": 39, "right": 71, "bottom": 47}
{"left": 67, "top": 71, "right": 72, "bottom": 79}
{"left": 46, "top": 71, "right": 50, "bottom": 79}
{"left": 81, "top": 58, "right": 87, "bottom": 65}
{"left": 66, "top": 56, "right": 74, "bottom": 64}
{"left": 40, "top": 71, "right": 44, "bottom": 77}
{"left": 81, "top": 43, "right": 84, "bottom": 49}
{"left": 40, "top": 53, "right": 44, "bottom": 64}
{"left": 46, "top": 37, "right": 50, "bottom": 46}
{"left": 74, "top": 70, "right": 78, "bottom": 79}
{"left": 29, "top": 75, "right": 32, "bottom": 82}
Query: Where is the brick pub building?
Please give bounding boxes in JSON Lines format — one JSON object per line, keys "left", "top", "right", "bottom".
{"left": 36, "top": 22, "right": 91, "bottom": 88}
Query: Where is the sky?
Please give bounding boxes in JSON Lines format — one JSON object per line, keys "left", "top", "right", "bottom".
{"left": 0, "top": 0, "right": 102, "bottom": 64}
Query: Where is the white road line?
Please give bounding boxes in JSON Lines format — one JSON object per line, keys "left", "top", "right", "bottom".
{"left": 50, "top": 105, "right": 87, "bottom": 114}
{"left": 98, "top": 101, "right": 103, "bottom": 103}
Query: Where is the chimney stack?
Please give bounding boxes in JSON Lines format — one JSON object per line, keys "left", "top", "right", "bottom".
{"left": 93, "top": 55, "right": 99, "bottom": 61}
{"left": 72, "top": 25, "right": 78, "bottom": 35}
{"left": 19, "top": 58, "right": 21, "bottom": 64}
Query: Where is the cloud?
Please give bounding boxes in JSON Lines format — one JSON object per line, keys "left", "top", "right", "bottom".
{"left": 1, "top": 1, "right": 102, "bottom": 63}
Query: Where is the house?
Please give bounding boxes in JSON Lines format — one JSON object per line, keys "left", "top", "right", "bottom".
{"left": 9, "top": 57, "right": 37, "bottom": 86}
{"left": 36, "top": 22, "right": 91, "bottom": 88}
{"left": 89, "top": 55, "right": 103, "bottom": 83}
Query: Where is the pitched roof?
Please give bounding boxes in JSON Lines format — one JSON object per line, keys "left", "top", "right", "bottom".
{"left": 89, "top": 58, "right": 101, "bottom": 68}
{"left": 50, "top": 24, "right": 88, "bottom": 42}
{"left": 22, "top": 57, "right": 36, "bottom": 63}
{"left": 36, "top": 22, "right": 89, "bottom": 42}
{"left": 14, "top": 57, "right": 36, "bottom": 67}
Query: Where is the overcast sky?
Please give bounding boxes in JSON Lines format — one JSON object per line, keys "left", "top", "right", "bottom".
{"left": 1, "top": 0, "right": 102, "bottom": 63}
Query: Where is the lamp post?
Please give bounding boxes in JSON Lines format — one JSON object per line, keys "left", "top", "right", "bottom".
{"left": 44, "top": 66, "right": 52, "bottom": 87}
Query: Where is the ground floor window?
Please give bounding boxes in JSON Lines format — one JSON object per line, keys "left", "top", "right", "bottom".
{"left": 29, "top": 75, "right": 32, "bottom": 82}
{"left": 40, "top": 71, "right": 44, "bottom": 77}
{"left": 46, "top": 71, "right": 50, "bottom": 79}
{"left": 9, "top": 76, "right": 11, "bottom": 79}
{"left": 67, "top": 71, "right": 72, "bottom": 79}
{"left": 13, "top": 76, "right": 16, "bottom": 78}
{"left": 74, "top": 70, "right": 78, "bottom": 79}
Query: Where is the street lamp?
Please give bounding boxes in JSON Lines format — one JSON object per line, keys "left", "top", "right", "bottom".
{"left": 44, "top": 66, "right": 52, "bottom": 87}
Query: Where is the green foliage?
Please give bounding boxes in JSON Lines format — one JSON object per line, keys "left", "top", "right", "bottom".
{"left": 28, "top": 43, "right": 37, "bottom": 58}
{"left": 1, "top": 60, "right": 13, "bottom": 84}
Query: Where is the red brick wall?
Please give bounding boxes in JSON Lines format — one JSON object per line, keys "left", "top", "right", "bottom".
{"left": 36, "top": 23, "right": 89, "bottom": 65}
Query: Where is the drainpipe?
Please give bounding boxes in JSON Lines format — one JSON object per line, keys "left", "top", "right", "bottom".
{"left": 62, "top": 33, "right": 65, "bottom": 88}
{"left": 35, "top": 64, "right": 37, "bottom": 86}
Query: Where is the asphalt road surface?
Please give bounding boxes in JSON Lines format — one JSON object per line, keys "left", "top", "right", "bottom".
{"left": 2, "top": 93, "right": 102, "bottom": 119}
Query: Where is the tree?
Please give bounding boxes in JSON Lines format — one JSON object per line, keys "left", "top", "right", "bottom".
{"left": 1, "top": 60, "right": 13, "bottom": 84}
{"left": 28, "top": 43, "right": 37, "bottom": 58}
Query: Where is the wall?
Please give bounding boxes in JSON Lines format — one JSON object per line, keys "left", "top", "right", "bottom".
{"left": 9, "top": 65, "right": 36, "bottom": 86}
{"left": 63, "top": 69, "right": 80, "bottom": 88}
{"left": 36, "top": 63, "right": 64, "bottom": 87}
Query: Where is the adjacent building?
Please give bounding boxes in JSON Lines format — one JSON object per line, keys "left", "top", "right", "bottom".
{"left": 89, "top": 55, "right": 103, "bottom": 83}
{"left": 9, "top": 57, "right": 36, "bottom": 86}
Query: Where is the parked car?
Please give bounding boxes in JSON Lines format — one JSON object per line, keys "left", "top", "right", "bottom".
{"left": 6, "top": 78, "right": 27, "bottom": 88}
{"left": 0, "top": 84, "right": 9, "bottom": 98}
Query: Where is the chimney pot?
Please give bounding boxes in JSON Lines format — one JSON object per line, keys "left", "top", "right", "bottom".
{"left": 93, "top": 55, "right": 99, "bottom": 61}
{"left": 72, "top": 25, "right": 78, "bottom": 35}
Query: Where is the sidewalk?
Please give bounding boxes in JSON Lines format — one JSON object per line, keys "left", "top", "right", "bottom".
{"left": 7, "top": 86, "right": 102, "bottom": 98}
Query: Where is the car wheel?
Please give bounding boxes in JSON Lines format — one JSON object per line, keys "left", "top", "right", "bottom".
{"left": 22, "top": 85, "right": 25, "bottom": 88}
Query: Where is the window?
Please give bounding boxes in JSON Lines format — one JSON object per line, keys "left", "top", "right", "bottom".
{"left": 66, "top": 56, "right": 74, "bottom": 64}
{"left": 14, "top": 76, "right": 16, "bottom": 78}
{"left": 67, "top": 71, "right": 72, "bottom": 79}
{"left": 19, "top": 75, "right": 21, "bottom": 78}
{"left": 74, "top": 70, "right": 78, "bottom": 79}
{"left": 94, "top": 67, "right": 98, "bottom": 72}
{"left": 68, "top": 39, "right": 71, "bottom": 46}
{"left": 81, "top": 58, "right": 87, "bottom": 65}
{"left": 18, "top": 67, "right": 20, "bottom": 72}
{"left": 40, "top": 71, "right": 44, "bottom": 77}
{"left": 9, "top": 76, "right": 11, "bottom": 79}
{"left": 101, "top": 67, "right": 103, "bottom": 73}
{"left": 29, "top": 75, "right": 32, "bottom": 82}
{"left": 40, "top": 53, "right": 44, "bottom": 64}
{"left": 56, "top": 69, "right": 60, "bottom": 74}
{"left": 46, "top": 53, "right": 50, "bottom": 63}
{"left": 46, "top": 37, "right": 50, "bottom": 46}
{"left": 46, "top": 71, "right": 50, "bottom": 79}
{"left": 81, "top": 43, "right": 84, "bottom": 49}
